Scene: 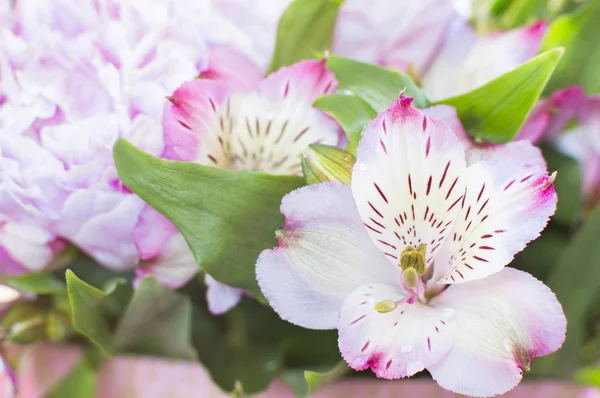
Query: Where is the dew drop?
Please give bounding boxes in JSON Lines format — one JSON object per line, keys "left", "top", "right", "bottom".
{"left": 400, "top": 344, "right": 413, "bottom": 353}
{"left": 442, "top": 308, "right": 456, "bottom": 319}
{"left": 358, "top": 162, "right": 368, "bottom": 171}
{"left": 406, "top": 360, "right": 425, "bottom": 375}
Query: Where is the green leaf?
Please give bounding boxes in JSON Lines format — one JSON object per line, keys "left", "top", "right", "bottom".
{"left": 284, "top": 362, "right": 349, "bottom": 398}
{"left": 4, "top": 272, "right": 65, "bottom": 294}
{"left": 542, "top": 145, "right": 582, "bottom": 226}
{"left": 325, "top": 55, "right": 430, "bottom": 111}
{"left": 66, "top": 270, "right": 115, "bottom": 355}
{"left": 536, "top": 205, "right": 600, "bottom": 376}
{"left": 542, "top": 0, "right": 600, "bottom": 94}
{"left": 113, "top": 138, "right": 304, "bottom": 298}
{"left": 114, "top": 276, "right": 194, "bottom": 360}
{"left": 435, "top": 48, "right": 563, "bottom": 144}
{"left": 313, "top": 93, "right": 377, "bottom": 153}
{"left": 46, "top": 357, "right": 97, "bottom": 398}
{"left": 268, "top": 0, "right": 344, "bottom": 73}
{"left": 576, "top": 366, "right": 600, "bottom": 388}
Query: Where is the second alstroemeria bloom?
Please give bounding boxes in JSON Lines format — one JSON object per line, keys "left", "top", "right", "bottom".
{"left": 257, "top": 96, "right": 566, "bottom": 397}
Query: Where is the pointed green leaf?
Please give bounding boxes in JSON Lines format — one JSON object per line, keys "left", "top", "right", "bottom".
{"left": 435, "top": 48, "right": 563, "bottom": 144}
{"left": 283, "top": 362, "right": 349, "bottom": 398}
{"left": 325, "top": 55, "right": 430, "bottom": 111}
{"left": 4, "top": 272, "right": 65, "bottom": 295}
{"left": 313, "top": 93, "right": 377, "bottom": 154}
{"left": 268, "top": 0, "right": 345, "bottom": 73}
{"left": 65, "top": 270, "right": 115, "bottom": 355}
{"left": 114, "top": 276, "right": 194, "bottom": 360}
{"left": 536, "top": 205, "right": 600, "bottom": 376}
{"left": 542, "top": 0, "right": 600, "bottom": 94}
{"left": 113, "top": 138, "right": 304, "bottom": 298}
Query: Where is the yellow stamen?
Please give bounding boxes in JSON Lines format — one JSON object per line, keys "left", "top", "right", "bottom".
{"left": 400, "top": 243, "right": 427, "bottom": 275}
{"left": 374, "top": 299, "right": 397, "bottom": 313}
{"left": 403, "top": 267, "right": 419, "bottom": 289}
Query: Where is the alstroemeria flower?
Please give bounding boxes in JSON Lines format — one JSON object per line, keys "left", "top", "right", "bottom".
{"left": 257, "top": 96, "right": 565, "bottom": 397}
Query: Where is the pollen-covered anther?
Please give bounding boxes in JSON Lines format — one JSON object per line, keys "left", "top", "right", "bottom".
{"left": 399, "top": 243, "right": 427, "bottom": 275}
{"left": 403, "top": 267, "right": 419, "bottom": 289}
{"left": 374, "top": 299, "right": 397, "bottom": 313}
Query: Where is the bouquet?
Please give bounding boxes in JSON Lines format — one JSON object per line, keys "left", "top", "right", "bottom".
{"left": 1, "top": 0, "right": 600, "bottom": 397}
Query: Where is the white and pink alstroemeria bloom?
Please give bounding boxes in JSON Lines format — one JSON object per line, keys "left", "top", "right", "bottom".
{"left": 163, "top": 59, "right": 342, "bottom": 173}
{"left": 257, "top": 96, "right": 566, "bottom": 397}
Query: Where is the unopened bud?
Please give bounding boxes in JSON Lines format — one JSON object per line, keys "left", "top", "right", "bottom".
{"left": 302, "top": 144, "right": 354, "bottom": 185}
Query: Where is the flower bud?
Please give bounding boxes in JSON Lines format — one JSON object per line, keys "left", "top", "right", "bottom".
{"left": 301, "top": 144, "right": 355, "bottom": 185}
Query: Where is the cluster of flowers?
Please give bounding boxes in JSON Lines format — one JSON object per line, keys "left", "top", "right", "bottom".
{"left": 1, "top": 0, "right": 599, "bottom": 396}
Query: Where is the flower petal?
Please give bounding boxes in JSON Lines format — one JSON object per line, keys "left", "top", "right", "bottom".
{"left": 163, "top": 61, "right": 341, "bottom": 174}
{"left": 434, "top": 158, "right": 556, "bottom": 283}
{"left": 352, "top": 96, "right": 467, "bottom": 266}
{"left": 204, "top": 274, "right": 244, "bottom": 315}
{"left": 256, "top": 183, "right": 397, "bottom": 329}
{"left": 429, "top": 268, "right": 566, "bottom": 397}
{"left": 200, "top": 44, "right": 263, "bottom": 91}
{"left": 338, "top": 283, "right": 455, "bottom": 379}
{"left": 259, "top": 59, "right": 337, "bottom": 103}
{"left": 133, "top": 206, "right": 178, "bottom": 261}
{"left": 135, "top": 233, "right": 199, "bottom": 289}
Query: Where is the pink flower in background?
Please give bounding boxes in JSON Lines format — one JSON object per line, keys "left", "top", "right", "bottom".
{"left": 150, "top": 59, "right": 342, "bottom": 313}
{"left": 257, "top": 96, "right": 565, "bottom": 397}
{"left": 420, "top": 21, "right": 546, "bottom": 101}
{"left": 333, "top": 0, "right": 457, "bottom": 76}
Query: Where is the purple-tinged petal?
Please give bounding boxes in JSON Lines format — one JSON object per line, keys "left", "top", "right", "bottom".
{"left": 429, "top": 268, "right": 566, "bottom": 397}
{"left": 0, "top": 353, "right": 16, "bottom": 398}
{"left": 544, "top": 86, "right": 586, "bottom": 140}
{"left": 200, "top": 44, "right": 263, "bottom": 91}
{"left": 423, "top": 21, "right": 546, "bottom": 101}
{"left": 352, "top": 96, "right": 467, "bottom": 267}
{"left": 515, "top": 101, "right": 551, "bottom": 143}
{"left": 135, "top": 233, "right": 199, "bottom": 290}
{"left": 333, "top": 0, "right": 456, "bottom": 75}
{"left": 434, "top": 158, "right": 556, "bottom": 283}
{"left": 338, "top": 283, "right": 454, "bottom": 379}
{"left": 256, "top": 183, "right": 397, "bottom": 330}
{"left": 259, "top": 59, "right": 337, "bottom": 103}
{"left": 204, "top": 274, "right": 243, "bottom": 315}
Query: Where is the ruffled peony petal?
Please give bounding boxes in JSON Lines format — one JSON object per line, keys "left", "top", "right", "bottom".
{"left": 164, "top": 60, "right": 341, "bottom": 174}
{"left": 204, "top": 274, "right": 244, "bottom": 315}
{"left": 256, "top": 183, "right": 397, "bottom": 329}
{"left": 422, "top": 21, "right": 546, "bottom": 101}
{"left": 134, "top": 233, "right": 199, "bottom": 290}
{"left": 352, "top": 96, "right": 466, "bottom": 267}
{"left": 333, "top": 0, "right": 456, "bottom": 75}
{"left": 434, "top": 158, "right": 556, "bottom": 283}
{"left": 429, "top": 268, "right": 566, "bottom": 397}
{"left": 338, "top": 282, "right": 455, "bottom": 379}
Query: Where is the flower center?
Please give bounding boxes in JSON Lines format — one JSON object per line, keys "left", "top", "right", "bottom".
{"left": 399, "top": 243, "right": 427, "bottom": 289}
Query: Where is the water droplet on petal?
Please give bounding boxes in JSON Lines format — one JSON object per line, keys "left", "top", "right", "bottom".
{"left": 406, "top": 360, "right": 425, "bottom": 376}
{"left": 400, "top": 344, "right": 413, "bottom": 353}
{"left": 442, "top": 308, "right": 456, "bottom": 319}
{"left": 358, "top": 162, "right": 367, "bottom": 171}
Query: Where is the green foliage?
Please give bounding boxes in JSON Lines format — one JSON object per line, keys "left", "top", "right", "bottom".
{"left": 313, "top": 94, "right": 377, "bottom": 154}
{"left": 325, "top": 55, "right": 430, "bottom": 111}
{"left": 542, "top": 145, "right": 582, "bottom": 226}
{"left": 268, "top": 0, "right": 345, "bottom": 73}
{"left": 113, "top": 138, "right": 304, "bottom": 299}
{"left": 537, "top": 205, "right": 600, "bottom": 376}
{"left": 435, "top": 49, "right": 563, "bottom": 143}
{"left": 283, "top": 362, "right": 349, "bottom": 397}
{"left": 66, "top": 270, "right": 116, "bottom": 355}
{"left": 4, "top": 272, "right": 65, "bottom": 294}
{"left": 542, "top": 0, "right": 600, "bottom": 94}
{"left": 301, "top": 144, "right": 355, "bottom": 185}
{"left": 114, "top": 277, "right": 195, "bottom": 360}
